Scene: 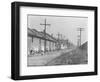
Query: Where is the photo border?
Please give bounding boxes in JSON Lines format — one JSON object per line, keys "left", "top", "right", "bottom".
{"left": 11, "top": 1, "right": 98, "bottom": 80}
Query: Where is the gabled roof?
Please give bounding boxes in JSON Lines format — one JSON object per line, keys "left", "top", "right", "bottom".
{"left": 28, "top": 28, "right": 36, "bottom": 36}
{"left": 28, "top": 28, "right": 57, "bottom": 42}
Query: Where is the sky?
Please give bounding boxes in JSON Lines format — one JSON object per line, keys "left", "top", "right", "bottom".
{"left": 28, "top": 14, "right": 88, "bottom": 45}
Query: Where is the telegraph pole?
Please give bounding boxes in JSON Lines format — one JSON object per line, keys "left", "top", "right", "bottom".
{"left": 57, "top": 32, "right": 61, "bottom": 50}
{"left": 57, "top": 32, "right": 60, "bottom": 40}
{"left": 40, "top": 18, "right": 51, "bottom": 52}
{"left": 77, "top": 28, "right": 84, "bottom": 46}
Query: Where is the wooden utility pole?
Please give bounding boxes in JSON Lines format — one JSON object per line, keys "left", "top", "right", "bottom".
{"left": 40, "top": 19, "right": 51, "bottom": 52}
{"left": 57, "top": 32, "right": 60, "bottom": 40}
{"left": 57, "top": 32, "right": 61, "bottom": 50}
{"left": 77, "top": 38, "right": 80, "bottom": 47}
{"left": 77, "top": 28, "right": 84, "bottom": 46}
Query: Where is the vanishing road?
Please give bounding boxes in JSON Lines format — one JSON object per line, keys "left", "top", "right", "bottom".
{"left": 27, "top": 48, "right": 74, "bottom": 66}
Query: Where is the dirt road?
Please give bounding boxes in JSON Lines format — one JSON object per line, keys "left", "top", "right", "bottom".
{"left": 27, "top": 48, "right": 73, "bottom": 66}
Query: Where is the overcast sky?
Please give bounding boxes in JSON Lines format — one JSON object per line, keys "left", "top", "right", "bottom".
{"left": 28, "top": 15, "right": 88, "bottom": 45}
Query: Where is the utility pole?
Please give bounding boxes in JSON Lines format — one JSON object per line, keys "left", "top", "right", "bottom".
{"left": 77, "top": 37, "right": 80, "bottom": 47}
{"left": 77, "top": 28, "right": 84, "bottom": 46}
{"left": 57, "top": 32, "right": 60, "bottom": 40}
{"left": 40, "top": 18, "right": 51, "bottom": 52}
{"left": 57, "top": 32, "right": 61, "bottom": 50}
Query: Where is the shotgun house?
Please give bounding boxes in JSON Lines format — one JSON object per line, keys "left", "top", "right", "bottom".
{"left": 28, "top": 28, "right": 57, "bottom": 55}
